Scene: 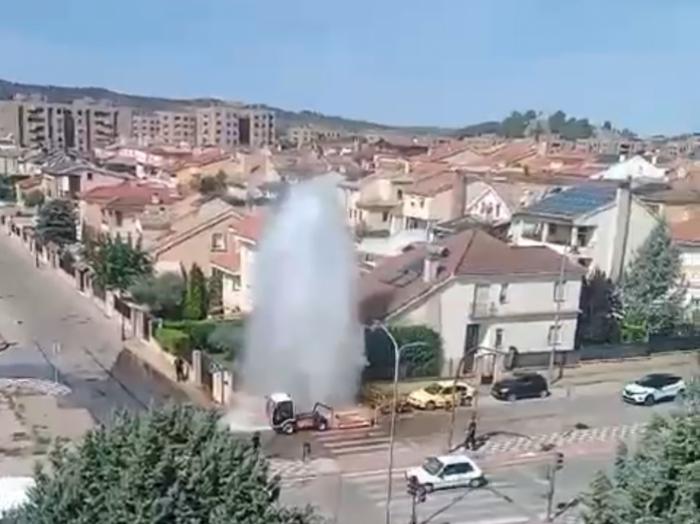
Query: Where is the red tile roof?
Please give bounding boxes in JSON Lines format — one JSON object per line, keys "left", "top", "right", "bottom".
{"left": 17, "top": 177, "right": 42, "bottom": 190}
{"left": 211, "top": 249, "right": 241, "bottom": 274}
{"left": 405, "top": 171, "right": 456, "bottom": 196}
{"left": 80, "top": 182, "right": 180, "bottom": 209}
{"left": 670, "top": 218, "right": 700, "bottom": 245}
{"left": 359, "top": 229, "right": 584, "bottom": 322}
{"left": 235, "top": 210, "right": 266, "bottom": 243}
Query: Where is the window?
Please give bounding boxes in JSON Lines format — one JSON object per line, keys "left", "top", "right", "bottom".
{"left": 494, "top": 328, "right": 504, "bottom": 349}
{"left": 382, "top": 211, "right": 389, "bottom": 222}
{"left": 397, "top": 189, "right": 403, "bottom": 200}
{"left": 547, "top": 325, "right": 562, "bottom": 346}
{"left": 499, "top": 283, "right": 509, "bottom": 304}
{"left": 86, "top": 172, "right": 93, "bottom": 181}
{"left": 211, "top": 232, "right": 226, "bottom": 252}
{"left": 553, "top": 281, "right": 566, "bottom": 302}
{"left": 115, "top": 211, "right": 123, "bottom": 227}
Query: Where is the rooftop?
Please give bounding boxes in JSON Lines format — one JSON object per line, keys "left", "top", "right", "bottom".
{"left": 517, "top": 184, "right": 618, "bottom": 220}
{"left": 359, "top": 229, "right": 584, "bottom": 322}
{"left": 80, "top": 181, "right": 180, "bottom": 210}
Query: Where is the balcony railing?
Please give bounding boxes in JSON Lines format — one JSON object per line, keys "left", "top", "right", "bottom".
{"left": 471, "top": 301, "right": 497, "bottom": 318}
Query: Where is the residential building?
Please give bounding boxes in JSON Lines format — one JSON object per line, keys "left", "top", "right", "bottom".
{"left": 591, "top": 155, "right": 666, "bottom": 185}
{"left": 401, "top": 171, "right": 466, "bottom": 230}
{"left": 39, "top": 151, "right": 130, "bottom": 200}
{"left": 635, "top": 178, "right": 700, "bottom": 225}
{"left": 510, "top": 184, "right": 658, "bottom": 281}
{"left": 356, "top": 228, "right": 430, "bottom": 268}
{"left": 359, "top": 229, "right": 585, "bottom": 377}
{"left": 195, "top": 107, "right": 240, "bottom": 148}
{"left": 338, "top": 171, "right": 411, "bottom": 235}
{"left": 149, "top": 197, "right": 242, "bottom": 275}
{"left": 464, "top": 179, "right": 551, "bottom": 225}
{"left": 210, "top": 211, "right": 264, "bottom": 314}
{"left": 78, "top": 181, "right": 182, "bottom": 247}
{"left": 670, "top": 219, "right": 700, "bottom": 316}
{"left": 236, "top": 106, "right": 275, "bottom": 148}
{"left": 0, "top": 95, "right": 127, "bottom": 152}
{"left": 286, "top": 125, "right": 342, "bottom": 146}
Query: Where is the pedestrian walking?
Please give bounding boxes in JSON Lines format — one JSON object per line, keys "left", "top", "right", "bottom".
{"left": 464, "top": 414, "right": 478, "bottom": 450}
{"left": 174, "top": 356, "right": 184, "bottom": 382}
{"left": 301, "top": 441, "right": 311, "bottom": 462}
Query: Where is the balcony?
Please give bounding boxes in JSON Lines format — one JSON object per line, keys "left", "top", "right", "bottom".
{"left": 471, "top": 301, "right": 498, "bottom": 319}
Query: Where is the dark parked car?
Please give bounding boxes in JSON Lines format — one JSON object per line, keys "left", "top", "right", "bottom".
{"left": 491, "top": 373, "right": 549, "bottom": 401}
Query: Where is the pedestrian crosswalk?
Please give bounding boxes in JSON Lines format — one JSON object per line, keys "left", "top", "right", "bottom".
{"left": 314, "top": 426, "right": 414, "bottom": 457}
{"left": 343, "top": 469, "right": 580, "bottom": 524}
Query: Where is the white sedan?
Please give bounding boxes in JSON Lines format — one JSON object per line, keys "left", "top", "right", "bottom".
{"left": 622, "top": 373, "right": 685, "bottom": 406}
{"left": 405, "top": 454, "right": 486, "bottom": 493}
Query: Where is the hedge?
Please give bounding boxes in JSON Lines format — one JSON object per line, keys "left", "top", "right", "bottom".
{"left": 160, "top": 319, "right": 244, "bottom": 357}
{"left": 154, "top": 327, "right": 190, "bottom": 357}
{"left": 364, "top": 324, "right": 443, "bottom": 381}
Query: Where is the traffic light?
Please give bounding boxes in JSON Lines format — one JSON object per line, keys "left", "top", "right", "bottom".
{"left": 554, "top": 452, "right": 564, "bottom": 471}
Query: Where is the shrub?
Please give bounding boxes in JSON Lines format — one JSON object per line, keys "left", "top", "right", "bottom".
{"left": 364, "top": 324, "right": 443, "bottom": 381}
{"left": 154, "top": 327, "right": 190, "bottom": 356}
{"left": 23, "top": 189, "right": 45, "bottom": 208}
{"left": 206, "top": 322, "right": 244, "bottom": 360}
{"left": 129, "top": 272, "right": 185, "bottom": 319}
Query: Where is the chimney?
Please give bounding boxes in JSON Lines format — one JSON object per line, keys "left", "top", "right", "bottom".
{"left": 423, "top": 244, "right": 448, "bottom": 283}
{"left": 449, "top": 171, "right": 467, "bottom": 220}
{"left": 610, "top": 180, "right": 632, "bottom": 283}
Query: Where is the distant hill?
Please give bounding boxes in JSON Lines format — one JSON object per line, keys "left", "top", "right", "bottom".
{"left": 0, "top": 78, "right": 451, "bottom": 136}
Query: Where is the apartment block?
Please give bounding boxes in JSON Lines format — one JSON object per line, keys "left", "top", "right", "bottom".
{"left": 236, "top": 106, "right": 275, "bottom": 148}
{"left": 0, "top": 95, "right": 124, "bottom": 152}
{"left": 195, "top": 107, "right": 240, "bottom": 148}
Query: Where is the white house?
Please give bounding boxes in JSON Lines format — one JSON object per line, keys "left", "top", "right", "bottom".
{"left": 464, "top": 179, "right": 551, "bottom": 225}
{"left": 592, "top": 155, "right": 666, "bottom": 185}
{"left": 510, "top": 183, "right": 658, "bottom": 282}
{"left": 359, "top": 229, "right": 585, "bottom": 378}
{"left": 670, "top": 219, "right": 700, "bottom": 315}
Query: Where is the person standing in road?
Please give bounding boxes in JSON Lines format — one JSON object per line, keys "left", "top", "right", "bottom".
{"left": 465, "top": 413, "right": 478, "bottom": 450}
{"left": 251, "top": 431, "right": 261, "bottom": 452}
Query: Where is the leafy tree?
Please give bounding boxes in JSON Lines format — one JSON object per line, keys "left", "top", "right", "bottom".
{"left": 208, "top": 269, "right": 224, "bottom": 315}
{"left": 621, "top": 221, "right": 686, "bottom": 339}
{"left": 207, "top": 322, "right": 244, "bottom": 360}
{"left": 501, "top": 111, "right": 530, "bottom": 138}
{"left": 129, "top": 272, "right": 185, "bottom": 319}
{"left": 560, "top": 117, "right": 594, "bottom": 140}
{"left": 23, "top": 190, "right": 45, "bottom": 208}
{"left": 548, "top": 110, "right": 567, "bottom": 134}
{"left": 582, "top": 390, "right": 700, "bottom": 522}
{"left": 183, "top": 263, "right": 208, "bottom": 320}
{"left": 198, "top": 171, "right": 228, "bottom": 195}
{"left": 6, "top": 405, "right": 318, "bottom": 524}
{"left": 577, "top": 270, "right": 622, "bottom": 344}
{"left": 364, "top": 324, "right": 443, "bottom": 380}
{"left": 603, "top": 120, "right": 613, "bottom": 131}
{"left": 85, "top": 236, "right": 152, "bottom": 292}
{"left": 36, "top": 199, "right": 76, "bottom": 246}
{"left": 580, "top": 471, "right": 628, "bottom": 524}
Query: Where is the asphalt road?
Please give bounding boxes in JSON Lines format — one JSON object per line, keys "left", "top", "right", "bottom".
{"left": 0, "top": 233, "right": 184, "bottom": 424}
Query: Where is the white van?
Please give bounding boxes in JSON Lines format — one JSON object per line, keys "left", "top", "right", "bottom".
{"left": 405, "top": 454, "right": 486, "bottom": 492}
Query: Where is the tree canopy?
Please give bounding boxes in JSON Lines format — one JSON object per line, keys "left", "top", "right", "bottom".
{"left": 129, "top": 272, "right": 185, "bottom": 319}
{"left": 6, "top": 405, "right": 319, "bottom": 524}
{"left": 621, "top": 221, "right": 686, "bottom": 339}
{"left": 581, "top": 378, "right": 700, "bottom": 523}
{"left": 577, "top": 270, "right": 622, "bottom": 344}
{"left": 85, "top": 236, "right": 152, "bottom": 292}
{"left": 183, "top": 263, "right": 208, "bottom": 320}
{"left": 36, "top": 199, "right": 76, "bottom": 246}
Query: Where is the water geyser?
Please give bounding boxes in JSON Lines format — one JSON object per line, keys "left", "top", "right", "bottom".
{"left": 241, "top": 176, "right": 365, "bottom": 410}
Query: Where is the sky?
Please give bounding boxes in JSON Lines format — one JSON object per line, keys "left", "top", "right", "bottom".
{"left": 0, "top": 0, "right": 697, "bottom": 135}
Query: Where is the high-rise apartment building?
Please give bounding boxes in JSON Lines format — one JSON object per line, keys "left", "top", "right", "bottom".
{"left": 195, "top": 107, "right": 240, "bottom": 148}
{"left": 236, "top": 106, "right": 275, "bottom": 148}
{"left": 0, "top": 95, "right": 126, "bottom": 152}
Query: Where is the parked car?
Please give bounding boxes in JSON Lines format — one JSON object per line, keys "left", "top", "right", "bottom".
{"left": 405, "top": 454, "right": 486, "bottom": 493}
{"left": 622, "top": 373, "right": 685, "bottom": 406}
{"left": 491, "top": 373, "right": 549, "bottom": 401}
{"left": 406, "top": 381, "right": 475, "bottom": 410}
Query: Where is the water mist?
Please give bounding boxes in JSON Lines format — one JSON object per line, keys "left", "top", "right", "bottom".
{"left": 240, "top": 177, "right": 365, "bottom": 413}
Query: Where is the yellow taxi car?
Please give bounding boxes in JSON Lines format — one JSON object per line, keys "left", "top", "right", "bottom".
{"left": 407, "top": 380, "right": 475, "bottom": 410}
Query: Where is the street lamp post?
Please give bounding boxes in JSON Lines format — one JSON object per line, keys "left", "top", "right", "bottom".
{"left": 547, "top": 248, "right": 568, "bottom": 384}
{"left": 370, "top": 322, "right": 427, "bottom": 524}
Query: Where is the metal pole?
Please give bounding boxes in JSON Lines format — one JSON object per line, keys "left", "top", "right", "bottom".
{"left": 378, "top": 323, "right": 400, "bottom": 524}
{"left": 548, "top": 249, "right": 567, "bottom": 384}
{"left": 546, "top": 462, "right": 557, "bottom": 522}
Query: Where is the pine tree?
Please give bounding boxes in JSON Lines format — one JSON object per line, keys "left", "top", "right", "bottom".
{"left": 581, "top": 471, "right": 627, "bottom": 524}
{"left": 621, "top": 221, "right": 686, "bottom": 339}
{"left": 36, "top": 198, "right": 76, "bottom": 246}
{"left": 183, "top": 263, "right": 208, "bottom": 320}
{"left": 208, "top": 269, "right": 223, "bottom": 316}
{"left": 6, "top": 405, "right": 319, "bottom": 524}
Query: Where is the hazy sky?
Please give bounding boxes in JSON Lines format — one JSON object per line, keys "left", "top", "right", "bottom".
{"left": 1, "top": 0, "right": 697, "bottom": 134}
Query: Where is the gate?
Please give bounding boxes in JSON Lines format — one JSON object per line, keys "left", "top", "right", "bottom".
{"left": 201, "top": 352, "right": 214, "bottom": 395}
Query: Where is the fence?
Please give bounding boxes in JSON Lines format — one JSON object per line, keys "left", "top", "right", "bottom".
{"left": 578, "top": 333, "right": 700, "bottom": 362}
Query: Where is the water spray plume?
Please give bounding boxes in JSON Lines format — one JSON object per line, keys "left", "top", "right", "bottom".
{"left": 241, "top": 177, "right": 365, "bottom": 412}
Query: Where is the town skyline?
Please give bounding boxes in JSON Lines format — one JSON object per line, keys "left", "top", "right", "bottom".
{"left": 1, "top": 0, "right": 698, "bottom": 135}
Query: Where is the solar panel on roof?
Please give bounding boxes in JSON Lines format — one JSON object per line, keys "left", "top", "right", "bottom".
{"left": 524, "top": 185, "right": 617, "bottom": 218}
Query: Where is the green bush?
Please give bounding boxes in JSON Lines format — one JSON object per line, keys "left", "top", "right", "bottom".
{"left": 162, "top": 319, "right": 244, "bottom": 356}
{"left": 364, "top": 324, "right": 443, "bottom": 381}
{"left": 154, "top": 327, "right": 190, "bottom": 356}
{"left": 206, "top": 322, "right": 244, "bottom": 360}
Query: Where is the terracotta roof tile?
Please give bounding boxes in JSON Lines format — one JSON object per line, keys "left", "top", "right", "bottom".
{"left": 235, "top": 210, "right": 266, "bottom": 243}
{"left": 80, "top": 181, "right": 180, "bottom": 208}
{"left": 359, "top": 229, "right": 584, "bottom": 322}
{"left": 405, "top": 171, "right": 456, "bottom": 196}
{"left": 211, "top": 249, "right": 241, "bottom": 274}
